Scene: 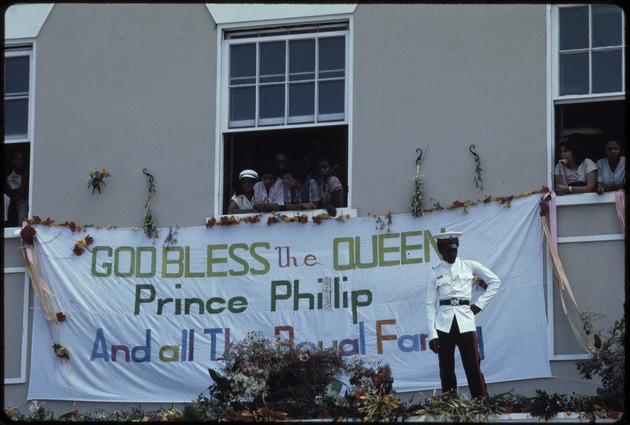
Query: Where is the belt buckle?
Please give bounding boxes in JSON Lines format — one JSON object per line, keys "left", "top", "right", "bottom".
{"left": 451, "top": 298, "right": 459, "bottom": 306}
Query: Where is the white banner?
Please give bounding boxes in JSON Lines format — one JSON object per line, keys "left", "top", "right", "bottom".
{"left": 26, "top": 195, "right": 551, "bottom": 402}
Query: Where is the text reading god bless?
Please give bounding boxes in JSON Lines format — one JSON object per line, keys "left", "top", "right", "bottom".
{"left": 90, "top": 231, "right": 442, "bottom": 278}
{"left": 89, "top": 232, "right": 442, "bottom": 322}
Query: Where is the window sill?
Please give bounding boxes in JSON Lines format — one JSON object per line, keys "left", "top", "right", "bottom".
{"left": 554, "top": 190, "right": 617, "bottom": 206}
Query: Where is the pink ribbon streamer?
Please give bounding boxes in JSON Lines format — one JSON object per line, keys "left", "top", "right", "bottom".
{"left": 615, "top": 189, "right": 625, "bottom": 237}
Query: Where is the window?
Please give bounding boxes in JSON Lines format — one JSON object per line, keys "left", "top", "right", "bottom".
{"left": 551, "top": 5, "right": 625, "bottom": 180}
{"left": 4, "top": 46, "right": 33, "bottom": 227}
{"left": 557, "top": 4, "right": 624, "bottom": 96}
{"left": 225, "top": 22, "right": 348, "bottom": 128}
{"left": 219, "top": 21, "right": 351, "bottom": 215}
{"left": 4, "top": 49, "right": 32, "bottom": 139}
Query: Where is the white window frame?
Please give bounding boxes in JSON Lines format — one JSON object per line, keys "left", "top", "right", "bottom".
{"left": 546, "top": 5, "right": 625, "bottom": 361}
{"left": 3, "top": 269, "right": 30, "bottom": 384}
{"left": 214, "top": 15, "right": 354, "bottom": 216}
{"left": 221, "top": 22, "right": 350, "bottom": 129}
{"left": 4, "top": 42, "right": 36, "bottom": 237}
{"left": 550, "top": 4, "right": 625, "bottom": 101}
{"left": 4, "top": 42, "right": 35, "bottom": 385}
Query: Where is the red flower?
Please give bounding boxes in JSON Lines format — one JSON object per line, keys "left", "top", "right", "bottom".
{"left": 56, "top": 312, "right": 67, "bottom": 322}
{"left": 206, "top": 217, "right": 217, "bottom": 228}
{"left": 72, "top": 245, "right": 85, "bottom": 256}
{"left": 85, "top": 235, "right": 94, "bottom": 246}
{"left": 313, "top": 216, "right": 322, "bottom": 224}
{"left": 20, "top": 225, "right": 37, "bottom": 245}
{"left": 298, "top": 214, "right": 309, "bottom": 223}
{"left": 60, "top": 221, "right": 78, "bottom": 232}
{"left": 452, "top": 200, "right": 465, "bottom": 208}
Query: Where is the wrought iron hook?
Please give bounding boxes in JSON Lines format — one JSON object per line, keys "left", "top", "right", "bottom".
{"left": 416, "top": 145, "right": 428, "bottom": 166}
{"left": 142, "top": 168, "right": 154, "bottom": 185}
{"left": 469, "top": 145, "right": 480, "bottom": 162}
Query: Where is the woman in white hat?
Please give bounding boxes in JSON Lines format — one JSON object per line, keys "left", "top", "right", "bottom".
{"left": 227, "top": 169, "right": 259, "bottom": 214}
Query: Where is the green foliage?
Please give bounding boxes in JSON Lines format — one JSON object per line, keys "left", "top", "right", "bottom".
{"left": 529, "top": 390, "right": 568, "bottom": 421}
{"left": 413, "top": 393, "right": 503, "bottom": 423}
{"left": 576, "top": 314, "right": 625, "bottom": 410}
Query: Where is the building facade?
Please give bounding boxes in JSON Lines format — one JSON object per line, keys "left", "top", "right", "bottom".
{"left": 3, "top": 3, "right": 625, "bottom": 413}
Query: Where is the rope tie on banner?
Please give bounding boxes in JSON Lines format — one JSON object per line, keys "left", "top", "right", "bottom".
{"left": 541, "top": 193, "right": 594, "bottom": 353}
{"left": 20, "top": 221, "right": 74, "bottom": 386}
{"left": 21, "top": 223, "right": 57, "bottom": 322}
{"left": 615, "top": 188, "right": 625, "bottom": 237}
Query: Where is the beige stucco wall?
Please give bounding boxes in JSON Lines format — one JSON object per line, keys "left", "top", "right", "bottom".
{"left": 31, "top": 4, "right": 217, "bottom": 227}
{"left": 3, "top": 3, "right": 623, "bottom": 415}
{"left": 351, "top": 4, "right": 548, "bottom": 215}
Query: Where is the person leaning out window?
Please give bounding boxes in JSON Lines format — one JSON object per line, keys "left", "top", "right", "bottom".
{"left": 554, "top": 136, "right": 597, "bottom": 195}
{"left": 596, "top": 137, "right": 625, "bottom": 195}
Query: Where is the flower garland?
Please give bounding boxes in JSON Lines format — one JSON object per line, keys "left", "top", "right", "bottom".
{"left": 72, "top": 234, "right": 94, "bottom": 256}
{"left": 87, "top": 168, "right": 110, "bottom": 194}
{"left": 142, "top": 169, "right": 159, "bottom": 240}
{"left": 205, "top": 212, "right": 350, "bottom": 228}
{"left": 411, "top": 147, "right": 426, "bottom": 217}
{"left": 425, "top": 187, "right": 548, "bottom": 215}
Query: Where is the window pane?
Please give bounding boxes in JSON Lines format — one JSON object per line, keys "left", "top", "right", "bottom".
{"left": 4, "top": 56, "right": 30, "bottom": 94}
{"left": 559, "top": 52, "right": 589, "bottom": 95}
{"left": 259, "top": 84, "right": 285, "bottom": 120}
{"left": 229, "top": 86, "right": 255, "bottom": 123}
{"left": 4, "top": 99, "right": 29, "bottom": 138}
{"left": 319, "top": 80, "right": 344, "bottom": 117}
{"left": 289, "top": 82, "right": 314, "bottom": 120}
{"left": 592, "top": 50, "right": 622, "bottom": 93}
{"left": 289, "top": 39, "right": 315, "bottom": 81}
{"left": 230, "top": 44, "right": 256, "bottom": 85}
{"left": 319, "top": 36, "right": 345, "bottom": 77}
{"left": 260, "top": 41, "right": 285, "bottom": 84}
{"left": 592, "top": 5, "right": 622, "bottom": 48}
{"left": 559, "top": 6, "right": 589, "bottom": 50}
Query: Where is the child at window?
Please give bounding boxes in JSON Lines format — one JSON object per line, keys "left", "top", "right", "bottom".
{"left": 318, "top": 157, "right": 345, "bottom": 217}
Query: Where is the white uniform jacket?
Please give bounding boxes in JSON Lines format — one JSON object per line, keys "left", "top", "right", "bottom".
{"left": 426, "top": 257, "right": 501, "bottom": 341}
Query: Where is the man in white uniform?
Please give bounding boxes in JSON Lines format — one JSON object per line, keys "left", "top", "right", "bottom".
{"left": 425, "top": 231, "right": 501, "bottom": 398}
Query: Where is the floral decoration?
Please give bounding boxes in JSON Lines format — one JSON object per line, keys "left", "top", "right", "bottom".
{"left": 72, "top": 234, "right": 94, "bottom": 256}
{"left": 163, "top": 226, "right": 179, "bottom": 247}
{"left": 369, "top": 211, "right": 392, "bottom": 232}
{"left": 20, "top": 224, "right": 37, "bottom": 245}
{"left": 425, "top": 187, "right": 548, "bottom": 215}
{"left": 141, "top": 170, "right": 159, "bottom": 240}
{"left": 411, "top": 156, "right": 425, "bottom": 216}
{"left": 87, "top": 168, "right": 111, "bottom": 194}
{"left": 56, "top": 311, "right": 67, "bottom": 323}
{"left": 52, "top": 343, "right": 70, "bottom": 359}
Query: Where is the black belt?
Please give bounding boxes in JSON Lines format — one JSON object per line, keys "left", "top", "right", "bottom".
{"left": 439, "top": 298, "right": 470, "bottom": 306}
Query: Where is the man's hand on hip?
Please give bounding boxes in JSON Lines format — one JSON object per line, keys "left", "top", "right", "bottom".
{"left": 429, "top": 338, "right": 440, "bottom": 354}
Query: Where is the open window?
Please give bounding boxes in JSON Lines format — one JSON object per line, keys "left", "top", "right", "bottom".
{"left": 551, "top": 4, "right": 625, "bottom": 186}
{"left": 4, "top": 46, "right": 32, "bottom": 227}
{"left": 219, "top": 20, "right": 351, "bottom": 214}
{"left": 222, "top": 125, "right": 348, "bottom": 214}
